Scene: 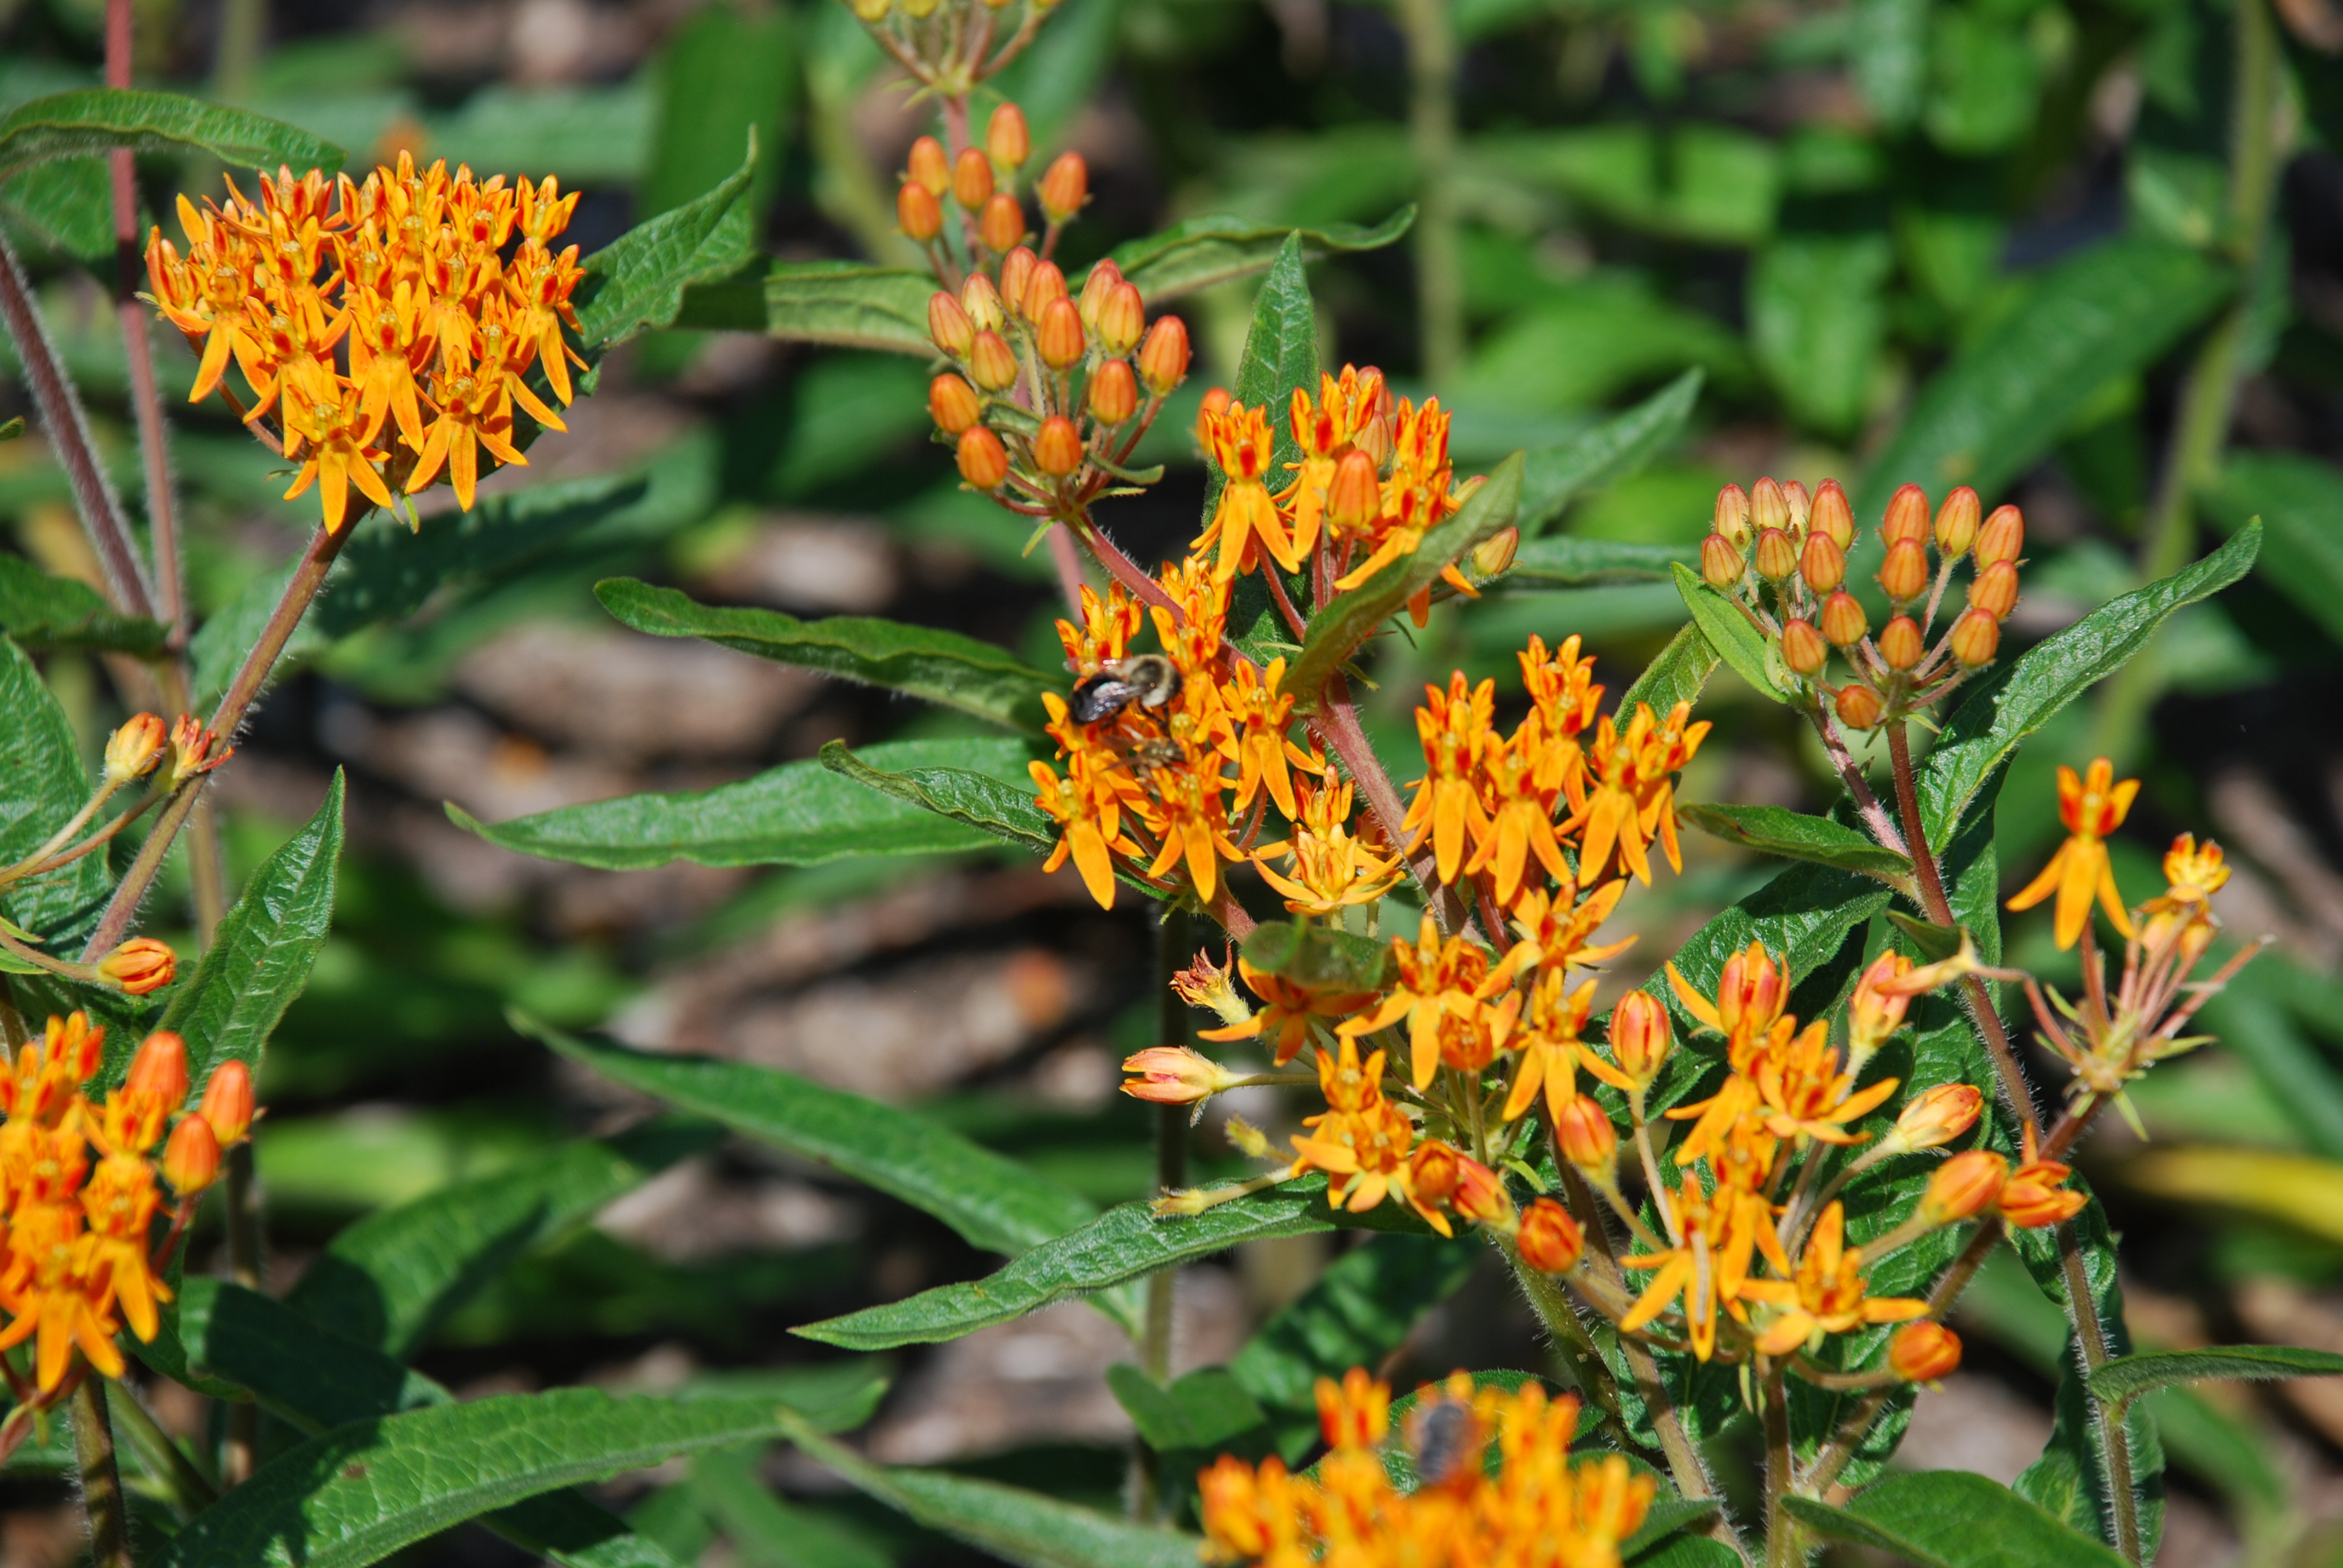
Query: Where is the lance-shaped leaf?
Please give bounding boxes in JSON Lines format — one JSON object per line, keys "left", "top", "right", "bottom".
{"left": 1283, "top": 451, "right": 1525, "bottom": 710}
{"left": 0, "top": 89, "right": 344, "bottom": 185}
{"left": 597, "top": 578, "right": 1054, "bottom": 733}
{"left": 2090, "top": 1345, "right": 2343, "bottom": 1406}
{"left": 1240, "top": 920, "right": 1394, "bottom": 993}
{"left": 2204, "top": 451, "right": 2343, "bottom": 643}
{"left": 574, "top": 139, "right": 758, "bottom": 350}
{"left": 520, "top": 1018, "right": 1099, "bottom": 1258}
{"left": 0, "top": 556, "right": 166, "bottom": 653}
{"left": 1109, "top": 209, "right": 1415, "bottom": 303}
{"left": 148, "top": 1389, "right": 830, "bottom": 1568}
{"left": 0, "top": 636, "right": 111, "bottom": 950}
{"left": 1505, "top": 537, "right": 1693, "bottom": 587}
{"left": 1671, "top": 562, "right": 1789, "bottom": 702}
{"left": 151, "top": 772, "right": 343, "bottom": 1085}
{"left": 451, "top": 738, "right": 1031, "bottom": 870}
{"left": 1784, "top": 1472, "right": 2129, "bottom": 1567}
{"left": 783, "top": 1413, "right": 1201, "bottom": 1568}
{"left": 1515, "top": 368, "right": 1703, "bottom": 536}
{"left": 1645, "top": 860, "right": 1892, "bottom": 1039}
{"left": 1856, "top": 235, "right": 2232, "bottom": 518}
{"left": 1916, "top": 521, "right": 2261, "bottom": 847}
{"left": 1218, "top": 232, "right": 1320, "bottom": 511}
{"left": 753, "top": 261, "right": 936, "bottom": 354}
{"left": 1677, "top": 803, "right": 1912, "bottom": 886}
{"left": 796, "top": 1177, "right": 1431, "bottom": 1350}
{"left": 284, "top": 1117, "right": 720, "bottom": 1360}
{"left": 819, "top": 739, "right": 1058, "bottom": 859}
{"left": 1619, "top": 619, "right": 1720, "bottom": 717}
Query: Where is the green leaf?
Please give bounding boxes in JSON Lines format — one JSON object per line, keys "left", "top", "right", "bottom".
{"left": 1108, "top": 210, "right": 1415, "bottom": 303}
{"left": 149, "top": 1389, "right": 823, "bottom": 1568}
{"left": 787, "top": 1416, "right": 1199, "bottom": 1568}
{"left": 575, "top": 137, "right": 759, "bottom": 350}
{"left": 1886, "top": 910, "right": 1965, "bottom": 962}
{"left": 1850, "top": 0, "right": 1930, "bottom": 126}
{"left": 752, "top": 262, "right": 935, "bottom": 354}
{"left": 2203, "top": 451, "right": 2343, "bottom": 644}
{"left": 1623, "top": 1499, "right": 1724, "bottom": 1561}
{"left": 1106, "top": 1365, "right": 1269, "bottom": 1452}
{"left": 1645, "top": 861, "right": 1893, "bottom": 1054}
{"left": 0, "top": 89, "right": 343, "bottom": 186}
{"left": 2091, "top": 1345, "right": 2343, "bottom": 1406}
{"left": 284, "top": 1117, "right": 721, "bottom": 1359}
{"left": 1915, "top": 521, "right": 2261, "bottom": 846}
{"left": 690, "top": 1446, "right": 889, "bottom": 1568}
{"left": 1784, "top": 1472, "right": 2128, "bottom": 1567}
{"left": 1618, "top": 620, "right": 1720, "bottom": 717}
{"left": 0, "top": 555, "right": 166, "bottom": 653}
{"left": 642, "top": 3, "right": 792, "bottom": 223}
{"left": 1857, "top": 235, "right": 2231, "bottom": 518}
{"left": 1239, "top": 920, "right": 1394, "bottom": 994}
{"left": 1677, "top": 803, "right": 1912, "bottom": 884}
{"left": 1671, "top": 562, "right": 1789, "bottom": 703}
{"left": 519, "top": 1018, "right": 1101, "bottom": 1259}
{"left": 819, "top": 739, "right": 1058, "bottom": 861}
{"left": 1506, "top": 538, "right": 1693, "bottom": 587}
{"left": 795, "top": 1177, "right": 1417, "bottom": 1351}
{"left": 451, "top": 738, "right": 1032, "bottom": 870}
{"left": 154, "top": 772, "right": 342, "bottom": 1084}
{"left": 1515, "top": 370, "right": 1704, "bottom": 537}
{"left": 1218, "top": 232, "right": 1320, "bottom": 518}
{"left": 0, "top": 636, "right": 110, "bottom": 949}
{"left": 1749, "top": 234, "right": 1892, "bottom": 437}
{"left": 1284, "top": 451, "right": 1524, "bottom": 710}
{"left": 595, "top": 578, "right": 1055, "bottom": 733}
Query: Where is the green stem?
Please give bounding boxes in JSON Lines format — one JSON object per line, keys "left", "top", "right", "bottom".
{"left": 2059, "top": 1224, "right": 2142, "bottom": 1563}
{"left": 1394, "top": 0, "right": 1463, "bottom": 385}
{"left": 105, "top": 1377, "right": 217, "bottom": 1513}
{"left": 1498, "top": 1235, "right": 1628, "bottom": 1442}
{"left": 1132, "top": 904, "right": 1193, "bottom": 1521}
{"left": 70, "top": 1379, "right": 132, "bottom": 1568}
{"left": 1763, "top": 1364, "right": 1794, "bottom": 1567}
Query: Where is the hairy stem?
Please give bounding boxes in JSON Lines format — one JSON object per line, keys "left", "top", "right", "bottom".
{"left": 1131, "top": 905, "right": 1193, "bottom": 1520}
{"left": 108, "top": 0, "right": 180, "bottom": 637}
{"left": 71, "top": 1379, "right": 131, "bottom": 1568}
{"left": 105, "top": 1376, "right": 217, "bottom": 1511}
{"left": 1763, "top": 1364, "right": 1794, "bottom": 1567}
{"left": 2059, "top": 1224, "right": 2142, "bottom": 1563}
{"left": 1499, "top": 1235, "right": 1628, "bottom": 1442}
{"left": 1393, "top": 0, "right": 1461, "bottom": 385}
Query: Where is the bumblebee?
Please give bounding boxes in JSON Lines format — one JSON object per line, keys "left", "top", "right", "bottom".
{"left": 1406, "top": 1394, "right": 1483, "bottom": 1489}
{"left": 1069, "top": 653, "right": 1181, "bottom": 724}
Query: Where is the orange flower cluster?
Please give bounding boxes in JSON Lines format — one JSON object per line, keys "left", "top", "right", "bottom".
{"left": 2005, "top": 757, "right": 2139, "bottom": 950}
{"left": 1199, "top": 1370, "right": 1654, "bottom": 1568}
{"left": 145, "top": 155, "right": 586, "bottom": 529}
{"left": 1698, "top": 478, "right": 2024, "bottom": 733}
{"left": 0, "top": 1016, "right": 251, "bottom": 1398}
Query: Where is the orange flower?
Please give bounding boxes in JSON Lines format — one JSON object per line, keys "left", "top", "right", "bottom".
{"left": 1997, "top": 1125, "right": 2086, "bottom": 1229}
{"left": 1195, "top": 399, "right": 1300, "bottom": 581}
{"left": 1571, "top": 701, "right": 1709, "bottom": 885}
{"left": 2007, "top": 757, "right": 2140, "bottom": 949}
{"left": 1402, "top": 672, "right": 1495, "bottom": 886}
{"left": 1620, "top": 1174, "right": 1783, "bottom": 1361}
{"left": 1508, "top": 881, "right": 1633, "bottom": 973}
{"left": 1029, "top": 749, "right": 1129, "bottom": 910}
{"left": 1501, "top": 968, "right": 1597, "bottom": 1126}
{"left": 1466, "top": 711, "right": 1573, "bottom": 905}
{"left": 1737, "top": 1203, "right": 1927, "bottom": 1357}
{"left": 1199, "top": 958, "right": 1377, "bottom": 1066}
{"left": 1286, "top": 1037, "right": 1422, "bottom": 1218}
{"left": 1340, "top": 916, "right": 1519, "bottom": 1090}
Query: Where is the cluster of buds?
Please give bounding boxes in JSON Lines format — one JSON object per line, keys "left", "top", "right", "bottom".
{"left": 145, "top": 155, "right": 586, "bottom": 528}
{"left": 918, "top": 103, "right": 1191, "bottom": 528}
{"left": 849, "top": 0, "right": 1060, "bottom": 109}
{"left": 1699, "top": 479, "right": 2023, "bottom": 732}
{"left": 897, "top": 102, "right": 1090, "bottom": 281}
{"left": 0, "top": 1016, "right": 254, "bottom": 1430}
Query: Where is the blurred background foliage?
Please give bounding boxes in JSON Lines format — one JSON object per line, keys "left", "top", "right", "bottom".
{"left": 8, "top": 0, "right": 2343, "bottom": 1558}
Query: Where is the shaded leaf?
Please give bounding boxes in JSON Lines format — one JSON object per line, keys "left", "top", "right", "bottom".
{"left": 0, "top": 555, "right": 166, "bottom": 653}
{"left": 1110, "top": 210, "right": 1415, "bottom": 303}
{"left": 1106, "top": 1365, "right": 1269, "bottom": 1452}
{"left": 597, "top": 578, "right": 1054, "bottom": 733}
{"left": 1784, "top": 1471, "right": 2128, "bottom": 1566}
{"left": 1515, "top": 370, "right": 1703, "bottom": 536}
{"left": 2203, "top": 451, "right": 2343, "bottom": 644}
{"left": 2092, "top": 1345, "right": 2343, "bottom": 1405}
{"left": 0, "top": 89, "right": 342, "bottom": 185}
{"left": 1506, "top": 538, "right": 1692, "bottom": 588}
{"left": 753, "top": 262, "right": 934, "bottom": 354}
{"left": 0, "top": 636, "right": 110, "bottom": 950}
{"left": 1677, "top": 803, "right": 1912, "bottom": 884}
{"left": 819, "top": 739, "right": 1058, "bottom": 861}
{"left": 1618, "top": 620, "right": 1719, "bottom": 718}
{"left": 690, "top": 1446, "right": 890, "bottom": 1568}
{"left": 1671, "top": 563, "right": 1788, "bottom": 703}
{"left": 575, "top": 139, "right": 758, "bottom": 350}
{"left": 1240, "top": 920, "right": 1394, "bottom": 995}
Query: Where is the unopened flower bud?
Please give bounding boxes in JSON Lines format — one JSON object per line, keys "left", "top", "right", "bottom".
{"left": 1450, "top": 1154, "right": 1512, "bottom": 1225}
{"left": 1472, "top": 526, "right": 1518, "bottom": 579}
{"left": 1121, "top": 1045, "right": 1241, "bottom": 1105}
{"left": 167, "top": 715, "right": 230, "bottom": 786}
{"left": 1517, "top": 1198, "right": 1584, "bottom": 1274}
{"left": 851, "top": 0, "right": 890, "bottom": 21}
{"left": 1819, "top": 590, "right": 1869, "bottom": 647}
{"left": 100, "top": 938, "right": 177, "bottom": 996}
{"left": 1878, "top": 539, "right": 1930, "bottom": 603}
{"left": 960, "top": 273, "right": 1004, "bottom": 332}
{"left": 951, "top": 146, "right": 994, "bottom": 211}
{"left": 1409, "top": 1140, "right": 1461, "bottom": 1210}
{"left": 1781, "top": 618, "right": 1828, "bottom": 677}
{"left": 1892, "top": 1084, "right": 1983, "bottom": 1154}
{"left": 1919, "top": 1149, "right": 2008, "bottom": 1225}
{"left": 1038, "top": 151, "right": 1088, "bottom": 223}
{"left": 1713, "top": 942, "right": 1786, "bottom": 1039}
{"left": 199, "top": 1059, "right": 254, "bottom": 1144}
{"left": 1608, "top": 990, "right": 1671, "bottom": 1088}
{"left": 1172, "top": 950, "right": 1251, "bottom": 1028}
{"left": 1878, "top": 615, "right": 1923, "bottom": 671}
{"left": 125, "top": 1030, "right": 188, "bottom": 1106}
{"left": 1712, "top": 483, "right": 1751, "bottom": 548}
{"left": 957, "top": 426, "right": 1009, "bottom": 488}
{"left": 897, "top": 180, "right": 942, "bottom": 242}
{"left": 1836, "top": 684, "right": 1883, "bottom": 730}
{"left": 1195, "top": 386, "right": 1231, "bottom": 448}
{"left": 929, "top": 373, "right": 981, "bottom": 434}
{"left": 1037, "top": 298, "right": 1086, "bottom": 369}
{"left": 906, "top": 136, "right": 949, "bottom": 195}
{"left": 1999, "top": 1138, "right": 2086, "bottom": 1229}
{"left": 1935, "top": 486, "right": 1981, "bottom": 558}
{"left": 929, "top": 292, "right": 975, "bottom": 357}
{"left": 1024, "top": 260, "right": 1069, "bottom": 319}
{"left": 1700, "top": 532, "right": 1743, "bottom": 589}
{"left": 1088, "top": 359, "right": 1138, "bottom": 425}
{"left": 105, "top": 714, "right": 166, "bottom": 783}
{"left": 1800, "top": 531, "right": 1846, "bottom": 594}
{"left": 1882, "top": 483, "right": 1930, "bottom": 545}
{"left": 1974, "top": 504, "right": 2024, "bottom": 568}
{"left": 977, "top": 192, "right": 1025, "bottom": 253}
{"left": 1034, "top": 414, "right": 1084, "bottom": 477}
{"left": 1752, "top": 476, "right": 1791, "bottom": 535}
{"left": 1328, "top": 449, "right": 1381, "bottom": 534}
{"left": 1890, "top": 1322, "right": 1961, "bottom": 1383}
{"left": 1753, "top": 527, "right": 1797, "bottom": 582}
{"left": 1810, "top": 479, "right": 1854, "bottom": 548}
{"left": 1137, "top": 315, "right": 1190, "bottom": 394}
{"left": 1782, "top": 479, "right": 1812, "bottom": 535}
{"left": 986, "top": 102, "right": 1031, "bottom": 169}
{"left": 1948, "top": 607, "right": 2000, "bottom": 667}
{"left": 1078, "top": 260, "right": 1121, "bottom": 330}
{"left": 162, "top": 1112, "right": 221, "bottom": 1195}
{"left": 1097, "top": 283, "right": 1144, "bottom": 355}
{"left": 1556, "top": 1094, "right": 1618, "bottom": 1177}
{"left": 968, "top": 330, "right": 1018, "bottom": 391}
{"left": 1848, "top": 953, "right": 1915, "bottom": 1059}
{"left": 999, "top": 247, "right": 1037, "bottom": 316}
{"left": 1968, "top": 560, "right": 2019, "bottom": 621}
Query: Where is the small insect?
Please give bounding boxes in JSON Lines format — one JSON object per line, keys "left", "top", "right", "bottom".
{"left": 1069, "top": 653, "right": 1181, "bottom": 725}
{"left": 1405, "top": 1394, "right": 1483, "bottom": 1491}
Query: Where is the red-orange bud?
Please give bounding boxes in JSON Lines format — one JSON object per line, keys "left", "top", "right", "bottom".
{"left": 968, "top": 330, "right": 1018, "bottom": 391}
{"left": 125, "top": 1030, "right": 188, "bottom": 1107}
{"left": 1882, "top": 483, "right": 1930, "bottom": 546}
{"left": 1948, "top": 607, "right": 2001, "bottom": 667}
{"left": 1555, "top": 1094, "right": 1618, "bottom": 1176}
{"left": 1328, "top": 449, "right": 1381, "bottom": 534}
{"left": 929, "top": 374, "right": 981, "bottom": 435}
{"left": 162, "top": 1112, "right": 221, "bottom": 1195}
{"left": 105, "top": 713, "right": 166, "bottom": 783}
{"left": 929, "top": 290, "right": 974, "bottom": 356}
{"left": 1781, "top": 618, "right": 1829, "bottom": 677}
{"left": 907, "top": 136, "right": 949, "bottom": 195}
{"left": 1518, "top": 1198, "right": 1584, "bottom": 1273}
{"left": 1890, "top": 1321, "right": 1962, "bottom": 1383}
{"left": 956, "top": 425, "right": 1009, "bottom": 488}
{"left": 1969, "top": 560, "right": 2019, "bottom": 620}
{"left": 951, "top": 146, "right": 994, "bottom": 211}
{"left": 1800, "top": 531, "right": 1846, "bottom": 594}
{"left": 1096, "top": 282, "right": 1144, "bottom": 355}
{"left": 977, "top": 192, "right": 1025, "bottom": 253}
{"left": 1752, "top": 475, "right": 1791, "bottom": 534}
{"left": 1878, "top": 615, "right": 1924, "bottom": 671}
{"left": 1194, "top": 386, "right": 1231, "bottom": 449}
{"left": 1034, "top": 415, "right": 1084, "bottom": 477}
{"left": 1810, "top": 479, "right": 1855, "bottom": 548}
{"left": 1038, "top": 151, "right": 1087, "bottom": 223}
{"left": 1836, "top": 684, "right": 1883, "bottom": 731}
{"left": 1712, "top": 483, "right": 1752, "bottom": 547}
{"left": 1920, "top": 1149, "right": 2008, "bottom": 1225}
{"left": 1088, "top": 358, "right": 1138, "bottom": 425}
{"left": 986, "top": 102, "right": 1031, "bottom": 169}
{"left": 1450, "top": 1154, "right": 1512, "bottom": 1225}
{"left": 998, "top": 247, "right": 1037, "bottom": 316}
{"left": 897, "top": 180, "right": 942, "bottom": 242}
{"left": 960, "top": 272, "right": 1004, "bottom": 332}
{"left": 100, "top": 938, "right": 177, "bottom": 996}
{"left": 1077, "top": 258, "right": 1122, "bottom": 329}
{"left": 1024, "top": 260, "right": 1069, "bottom": 319}
{"left": 1878, "top": 538, "right": 1930, "bottom": 603}
{"left": 198, "top": 1059, "right": 254, "bottom": 1145}
{"left": 1974, "top": 504, "right": 2024, "bottom": 568}
{"left": 1935, "top": 486, "right": 1981, "bottom": 558}
{"left": 1752, "top": 526, "right": 1797, "bottom": 581}
{"left": 1137, "top": 315, "right": 1190, "bottom": 394}
{"left": 1819, "top": 590, "right": 1868, "bottom": 647}
{"left": 1892, "top": 1083, "right": 1983, "bottom": 1152}
{"left": 1700, "top": 532, "right": 1743, "bottom": 589}
{"left": 1608, "top": 990, "right": 1671, "bottom": 1088}
{"left": 1037, "top": 298, "right": 1086, "bottom": 370}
